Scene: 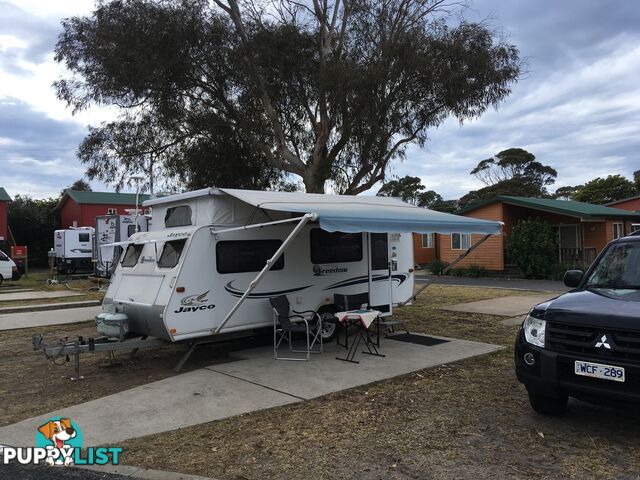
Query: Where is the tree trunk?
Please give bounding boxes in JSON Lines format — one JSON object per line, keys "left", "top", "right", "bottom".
{"left": 303, "top": 169, "right": 326, "bottom": 193}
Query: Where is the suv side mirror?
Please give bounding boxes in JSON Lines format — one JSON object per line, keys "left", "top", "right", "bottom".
{"left": 563, "top": 270, "right": 583, "bottom": 288}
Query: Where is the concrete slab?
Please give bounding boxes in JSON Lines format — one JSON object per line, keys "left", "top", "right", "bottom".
{"left": 0, "top": 290, "right": 82, "bottom": 302}
{"left": 0, "top": 306, "right": 101, "bottom": 330}
{"left": 0, "top": 367, "right": 299, "bottom": 447}
{"left": 77, "top": 463, "right": 217, "bottom": 479}
{"left": 0, "top": 300, "right": 101, "bottom": 314}
{"left": 500, "top": 315, "right": 526, "bottom": 326}
{"left": 0, "top": 335, "right": 499, "bottom": 448}
{"left": 440, "top": 294, "right": 557, "bottom": 317}
{"left": 211, "top": 335, "right": 500, "bottom": 400}
{"left": 0, "top": 288, "right": 34, "bottom": 294}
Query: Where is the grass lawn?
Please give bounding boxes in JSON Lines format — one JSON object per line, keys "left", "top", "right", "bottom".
{"left": 116, "top": 285, "right": 640, "bottom": 480}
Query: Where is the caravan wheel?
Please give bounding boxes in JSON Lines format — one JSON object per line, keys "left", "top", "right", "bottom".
{"left": 318, "top": 310, "right": 338, "bottom": 342}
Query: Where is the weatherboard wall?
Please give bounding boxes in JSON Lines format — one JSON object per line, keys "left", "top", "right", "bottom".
{"left": 413, "top": 233, "right": 437, "bottom": 265}
{"left": 437, "top": 201, "right": 505, "bottom": 271}
{"left": 60, "top": 198, "right": 141, "bottom": 229}
{"left": 607, "top": 197, "right": 640, "bottom": 212}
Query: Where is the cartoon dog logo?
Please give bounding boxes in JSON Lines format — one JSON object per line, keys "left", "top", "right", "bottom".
{"left": 37, "top": 418, "right": 77, "bottom": 466}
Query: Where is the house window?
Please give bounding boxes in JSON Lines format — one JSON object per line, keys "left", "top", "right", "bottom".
{"left": 421, "top": 234, "right": 434, "bottom": 248}
{"left": 310, "top": 229, "right": 363, "bottom": 264}
{"left": 165, "top": 205, "right": 192, "bottom": 227}
{"left": 451, "top": 233, "right": 471, "bottom": 250}
{"left": 158, "top": 240, "right": 186, "bottom": 269}
{"left": 613, "top": 223, "right": 624, "bottom": 239}
{"left": 107, "top": 208, "right": 117, "bottom": 214}
{"left": 216, "top": 240, "right": 284, "bottom": 274}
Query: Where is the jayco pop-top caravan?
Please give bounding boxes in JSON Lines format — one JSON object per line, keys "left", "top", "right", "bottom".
{"left": 100, "top": 188, "right": 501, "bottom": 343}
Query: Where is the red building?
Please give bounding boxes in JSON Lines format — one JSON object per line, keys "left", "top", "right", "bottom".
{"left": 55, "top": 190, "right": 151, "bottom": 229}
{"left": 0, "top": 187, "right": 11, "bottom": 245}
{"left": 606, "top": 195, "right": 640, "bottom": 214}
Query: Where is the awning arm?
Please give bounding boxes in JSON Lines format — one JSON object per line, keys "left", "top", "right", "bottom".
{"left": 209, "top": 215, "right": 310, "bottom": 237}
{"left": 212, "top": 212, "right": 318, "bottom": 335}
{"left": 399, "top": 233, "right": 493, "bottom": 306}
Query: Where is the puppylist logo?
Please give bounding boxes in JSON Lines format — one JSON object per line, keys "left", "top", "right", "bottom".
{"left": 1, "top": 417, "right": 122, "bottom": 467}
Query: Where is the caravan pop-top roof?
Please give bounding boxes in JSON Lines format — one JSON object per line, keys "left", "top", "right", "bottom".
{"left": 144, "top": 188, "right": 501, "bottom": 235}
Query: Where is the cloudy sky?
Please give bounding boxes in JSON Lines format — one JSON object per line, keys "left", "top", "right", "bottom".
{"left": 0, "top": 0, "right": 639, "bottom": 200}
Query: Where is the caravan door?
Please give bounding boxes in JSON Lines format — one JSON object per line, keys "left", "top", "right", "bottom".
{"left": 368, "top": 233, "right": 392, "bottom": 316}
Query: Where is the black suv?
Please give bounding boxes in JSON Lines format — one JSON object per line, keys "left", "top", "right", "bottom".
{"left": 516, "top": 234, "right": 640, "bottom": 415}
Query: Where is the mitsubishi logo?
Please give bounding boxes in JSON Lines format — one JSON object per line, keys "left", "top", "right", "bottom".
{"left": 595, "top": 334, "right": 611, "bottom": 350}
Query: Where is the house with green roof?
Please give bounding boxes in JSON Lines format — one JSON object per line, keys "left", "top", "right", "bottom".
{"left": 55, "top": 190, "right": 151, "bottom": 229}
{"left": 416, "top": 195, "right": 640, "bottom": 272}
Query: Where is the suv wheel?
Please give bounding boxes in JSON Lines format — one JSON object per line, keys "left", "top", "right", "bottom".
{"left": 528, "top": 391, "right": 568, "bottom": 416}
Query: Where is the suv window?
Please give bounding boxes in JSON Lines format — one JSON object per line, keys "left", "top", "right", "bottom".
{"left": 586, "top": 242, "right": 640, "bottom": 289}
{"left": 0, "top": 251, "right": 8, "bottom": 261}
{"left": 121, "top": 244, "right": 143, "bottom": 267}
{"left": 158, "top": 240, "right": 186, "bottom": 268}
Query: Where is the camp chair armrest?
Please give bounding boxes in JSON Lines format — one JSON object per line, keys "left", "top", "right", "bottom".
{"left": 292, "top": 310, "right": 321, "bottom": 321}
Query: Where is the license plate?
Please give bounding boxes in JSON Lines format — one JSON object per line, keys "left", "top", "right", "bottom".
{"left": 574, "top": 360, "right": 625, "bottom": 383}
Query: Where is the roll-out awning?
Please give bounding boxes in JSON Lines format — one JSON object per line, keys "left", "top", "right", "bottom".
{"left": 219, "top": 188, "right": 501, "bottom": 235}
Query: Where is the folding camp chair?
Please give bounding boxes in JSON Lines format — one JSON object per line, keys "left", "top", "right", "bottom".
{"left": 270, "top": 295, "right": 323, "bottom": 361}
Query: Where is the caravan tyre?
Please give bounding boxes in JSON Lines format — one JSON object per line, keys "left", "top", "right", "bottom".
{"left": 319, "top": 311, "right": 338, "bottom": 342}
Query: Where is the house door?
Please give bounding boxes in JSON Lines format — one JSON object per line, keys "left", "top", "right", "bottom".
{"left": 557, "top": 225, "right": 580, "bottom": 264}
{"left": 368, "top": 233, "right": 392, "bottom": 315}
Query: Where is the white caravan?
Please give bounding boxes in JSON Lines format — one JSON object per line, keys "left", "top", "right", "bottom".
{"left": 94, "top": 214, "right": 149, "bottom": 278}
{"left": 54, "top": 227, "right": 95, "bottom": 274}
{"left": 101, "top": 188, "right": 501, "bottom": 343}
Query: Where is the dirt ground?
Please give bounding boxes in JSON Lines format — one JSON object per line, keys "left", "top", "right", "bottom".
{"left": 3, "top": 285, "right": 640, "bottom": 479}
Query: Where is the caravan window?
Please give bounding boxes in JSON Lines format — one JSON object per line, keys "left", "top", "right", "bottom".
{"left": 216, "top": 240, "right": 284, "bottom": 274}
{"left": 165, "top": 206, "right": 192, "bottom": 227}
{"left": 121, "top": 244, "right": 143, "bottom": 267}
{"left": 127, "top": 224, "right": 137, "bottom": 237}
{"left": 371, "top": 233, "right": 389, "bottom": 270}
{"left": 78, "top": 233, "right": 90, "bottom": 242}
{"left": 158, "top": 240, "right": 186, "bottom": 268}
{"left": 310, "top": 229, "right": 362, "bottom": 264}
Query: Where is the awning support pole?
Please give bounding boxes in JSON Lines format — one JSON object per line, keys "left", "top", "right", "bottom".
{"left": 213, "top": 213, "right": 317, "bottom": 335}
{"left": 400, "top": 233, "right": 493, "bottom": 306}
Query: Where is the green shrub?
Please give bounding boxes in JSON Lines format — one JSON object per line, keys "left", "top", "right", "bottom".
{"left": 449, "top": 267, "right": 466, "bottom": 277}
{"left": 465, "top": 264, "right": 489, "bottom": 278}
{"left": 507, "top": 219, "right": 557, "bottom": 279}
{"left": 428, "top": 259, "right": 449, "bottom": 275}
{"left": 447, "top": 264, "right": 489, "bottom": 278}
